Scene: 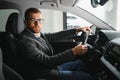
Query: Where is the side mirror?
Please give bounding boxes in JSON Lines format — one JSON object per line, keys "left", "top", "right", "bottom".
{"left": 91, "top": 0, "right": 108, "bottom": 8}
{"left": 91, "top": 0, "right": 99, "bottom": 8}
{"left": 99, "top": 0, "right": 108, "bottom": 5}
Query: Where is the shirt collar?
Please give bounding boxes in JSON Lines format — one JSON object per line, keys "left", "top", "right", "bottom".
{"left": 34, "top": 33, "right": 41, "bottom": 38}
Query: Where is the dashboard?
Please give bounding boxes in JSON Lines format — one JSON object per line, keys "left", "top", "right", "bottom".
{"left": 94, "top": 30, "right": 120, "bottom": 80}
{"left": 101, "top": 38, "right": 120, "bottom": 79}
{"left": 95, "top": 30, "right": 120, "bottom": 52}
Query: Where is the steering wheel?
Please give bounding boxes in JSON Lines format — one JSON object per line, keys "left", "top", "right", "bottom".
{"left": 81, "top": 31, "right": 89, "bottom": 45}
{"left": 76, "top": 31, "right": 89, "bottom": 45}
{"left": 77, "top": 31, "right": 96, "bottom": 62}
{"left": 76, "top": 31, "right": 93, "bottom": 49}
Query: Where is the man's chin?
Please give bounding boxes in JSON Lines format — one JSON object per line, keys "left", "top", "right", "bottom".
{"left": 35, "top": 30, "right": 40, "bottom": 33}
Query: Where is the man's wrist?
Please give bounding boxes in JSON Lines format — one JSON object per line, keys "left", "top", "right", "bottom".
{"left": 72, "top": 47, "right": 78, "bottom": 56}
{"left": 75, "top": 28, "right": 82, "bottom": 32}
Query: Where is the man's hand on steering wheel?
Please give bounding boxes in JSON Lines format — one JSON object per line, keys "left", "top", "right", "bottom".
{"left": 72, "top": 26, "right": 92, "bottom": 56}
{"left": 75, "top": 26, "right": 92, "bottom": 34}
{"left": 75, "top": 26, "right": 92, "bottom": 45}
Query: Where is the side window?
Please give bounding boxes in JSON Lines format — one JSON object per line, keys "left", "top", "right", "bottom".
{"left": 66, "top": 13, "right": 92, "bottom": 29}
{"left": 0, "top": 9, "right": 19, "bottom": 31}
{"left": 40, "top": 9, "right": 92, "bottom": 32}
{"left": 41, "top": 9, "right": 64, "bottom": 33}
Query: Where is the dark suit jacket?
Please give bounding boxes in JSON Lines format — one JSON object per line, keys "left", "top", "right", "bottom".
{"left": 16, "top": 28, "right": 77, "bottom": 79}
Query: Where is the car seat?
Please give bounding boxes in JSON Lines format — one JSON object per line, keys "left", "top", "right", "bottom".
{"left": 0, "top": 12, "right": 25, "bottom": 80}
{"left": 2, "top": 12, "right": 24, "bottom": 68}
{"left": 0, "top": 47, "right": 24, "bottom": 80}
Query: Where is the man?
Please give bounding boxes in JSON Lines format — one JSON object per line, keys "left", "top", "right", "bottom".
{"left": 17, "top": 8, "right": 93, "bottom": 80}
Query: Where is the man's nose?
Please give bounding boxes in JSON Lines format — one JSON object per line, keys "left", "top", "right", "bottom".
{"left": 34, "top": 21, "right": 39, "bottom": 26}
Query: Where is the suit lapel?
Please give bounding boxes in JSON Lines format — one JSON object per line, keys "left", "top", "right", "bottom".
{"left": 37, "top": 37, "right": 50, "bottom": 52}
{"left": 40, "top": 33, "right": 53, "bottom": 54}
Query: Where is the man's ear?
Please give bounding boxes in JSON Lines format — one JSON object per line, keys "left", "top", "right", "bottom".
{"left": 24, "top": 20, "right": 27, "bottom": 25}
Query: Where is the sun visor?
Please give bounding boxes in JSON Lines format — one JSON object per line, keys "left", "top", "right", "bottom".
{"left": 40, "top": 0, "right": 58, "bottom": 7}
{"left": 60, "top": 0, "right": 79, "bottom": 7}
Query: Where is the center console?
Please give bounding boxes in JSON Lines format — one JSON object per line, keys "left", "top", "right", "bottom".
{"left": 100, "top": 38, "right": 120, "bottom": 80}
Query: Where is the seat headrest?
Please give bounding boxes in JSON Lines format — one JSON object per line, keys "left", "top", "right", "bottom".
{"left": 6, "top": 12, "right": 24, "bottom": 38}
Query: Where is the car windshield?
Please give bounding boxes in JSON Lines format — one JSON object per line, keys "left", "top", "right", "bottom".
{"left": 76, "top": 0, "right": 120, "bottom": 31}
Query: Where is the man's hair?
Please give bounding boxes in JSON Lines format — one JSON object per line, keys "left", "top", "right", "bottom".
{"left": 24, "top": 8, "right": 41, "bottom": 20}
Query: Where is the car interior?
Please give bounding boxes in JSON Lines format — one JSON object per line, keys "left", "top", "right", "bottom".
{"left": 0, "top": 0, "right": 120, "bottom": 80}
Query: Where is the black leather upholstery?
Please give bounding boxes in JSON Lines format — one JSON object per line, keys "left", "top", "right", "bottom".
{"left": 6, "top": 12, "right": 24, "bottom": 38}
{"left": 0, "top": 48, "right": 5, "bottom": 80}
{"left": 2, "top": 12, "right": 24, "bottom": 67}
{"left": 0, "top": 47, "right": 24, "bottom": 80}
{"left": 3, "top": 63, "right": 24, "bottom": 80}
{"left": 1, "top": 12, "right": 25, "bottom": 80}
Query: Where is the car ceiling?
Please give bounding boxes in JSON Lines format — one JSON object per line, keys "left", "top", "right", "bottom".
{"left": 0, "top": 0, "right": 114, "bottom": 30}
{"left": 0, "top": 0, "right": 77, "bottom": 11}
